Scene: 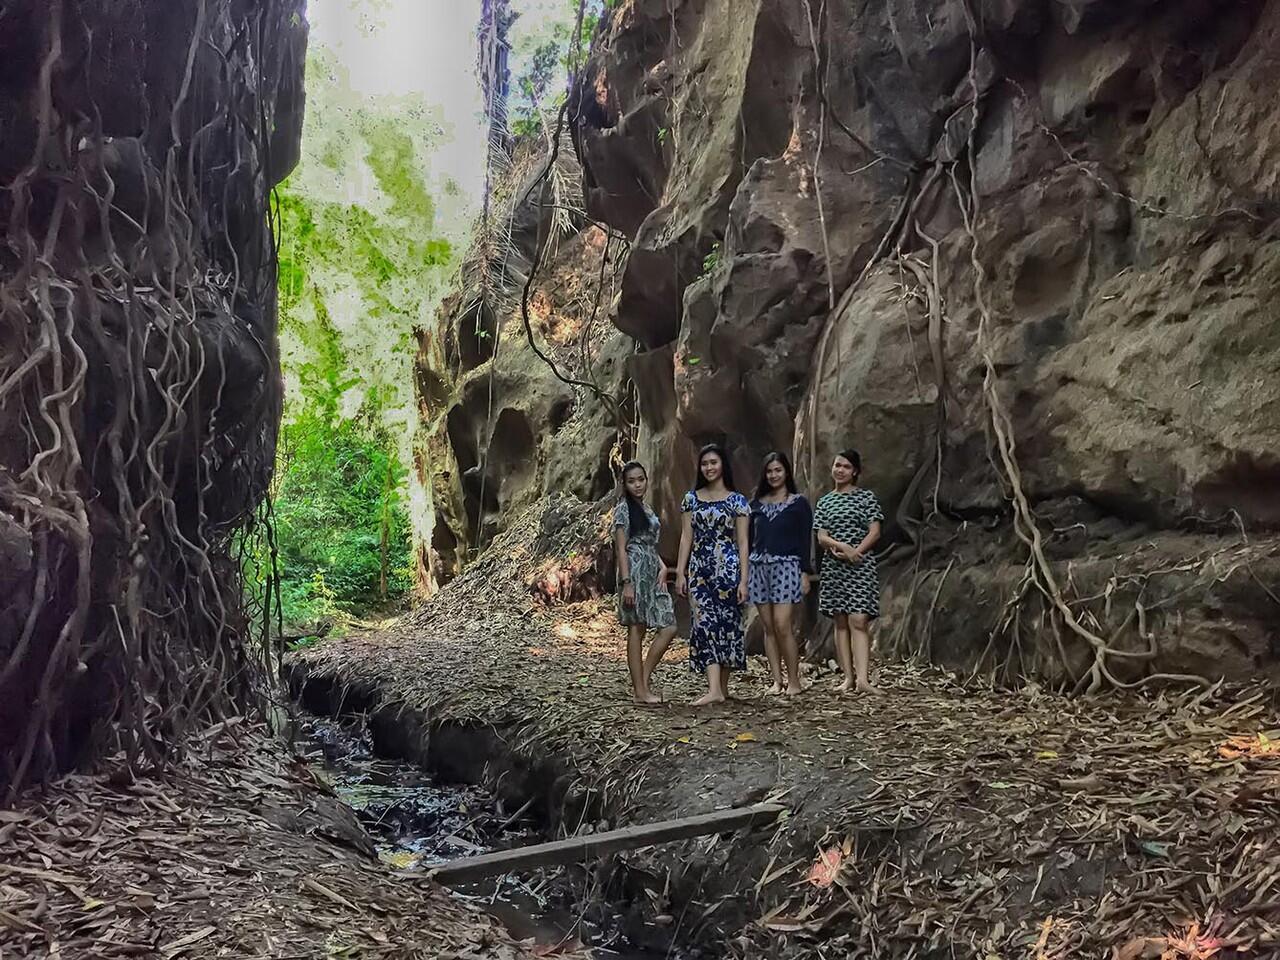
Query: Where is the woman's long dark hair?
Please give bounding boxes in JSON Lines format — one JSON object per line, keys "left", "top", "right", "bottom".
{"left": 619, "top": 460, "right": 651, "bottom": 534}
{"left": 754, "top": 450, "right": 798, "bottom": 499}
{"left": 695, "top": 443, "right": 736, "bottom": 491}
{"left": 836, "top": 448, "right": 862, "bottom": 483}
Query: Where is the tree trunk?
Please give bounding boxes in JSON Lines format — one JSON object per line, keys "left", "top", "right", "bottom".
{"left": 379, "top": 449, "right": 392, "bottom": 602}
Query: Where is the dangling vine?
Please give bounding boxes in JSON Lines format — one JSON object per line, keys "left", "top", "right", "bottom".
{"left": 0, "top": 0, "right": 304, "bottom": 797}
{"left": 472, "top": 0, "right": 515, "bottom": 552}
{"left": 516, "top": 0, "right": 621, "bottom": 413}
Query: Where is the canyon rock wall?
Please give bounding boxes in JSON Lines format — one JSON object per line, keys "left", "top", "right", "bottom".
{"left": 419, "top": 0, "right": 1280, "bottom": 685}
{"left": 414, "top": 138, "right": 633, "bottom": 590}
{"left": 0, "top": 0, "right": 306, "bottom": 791}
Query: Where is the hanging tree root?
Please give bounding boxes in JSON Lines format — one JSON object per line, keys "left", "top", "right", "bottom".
{"left": 0, "top": 0, "right": 299, "bottom": 797}
{"left": 514, "top": 0, "right": 620, "bottom": 418}
{"left": 948, "top": 4, "right": 1211, "bottom": 693}
{"left": 794, "top": 0, "right": 1239, "bottom": 691}
{"left": 873, "top": 6, "right": 1215, "bottom": 692}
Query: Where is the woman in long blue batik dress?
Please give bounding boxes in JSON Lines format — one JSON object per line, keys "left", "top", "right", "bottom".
{"left": 676, "top": 444, "right": 750, "bottom": 707}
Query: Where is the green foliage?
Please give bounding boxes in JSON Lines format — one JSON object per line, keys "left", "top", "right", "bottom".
{"left": 273, "top": 411, "right": 413, "bottom": 623}
{"left": 509, "top": 0, "right": 606, "bottom": 137}
{"left": 255, "top": 46, "right": 461, "bottom": 624}
{"left": 701, "top": 242, "right": 722, "bottom": 278}
{"left": 276, "top": 51, "right": 455, "bottom": 427}
{"left": 512, "top": 39, "right": 564, "bottom": 138}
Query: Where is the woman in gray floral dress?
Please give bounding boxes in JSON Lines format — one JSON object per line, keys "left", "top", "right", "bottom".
{"left": 614, "top": 461, "right": 677, "bottom": 704}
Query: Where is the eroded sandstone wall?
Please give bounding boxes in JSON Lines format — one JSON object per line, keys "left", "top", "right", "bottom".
{"left": 413, "top": 139, "right": 633, "bottom": 590}
{"left": 419, "top": 0, "right": 1280, "bottom": 684}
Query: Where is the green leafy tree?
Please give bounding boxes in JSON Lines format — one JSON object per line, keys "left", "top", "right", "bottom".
{"left": 509, "top": 0, "right": 605, "bottom": 137}
{"left": 273, "top": 409, "right": 412, "bottom": 622}
{"left": 259, "top": 47, "right": 460, "bottom": 627}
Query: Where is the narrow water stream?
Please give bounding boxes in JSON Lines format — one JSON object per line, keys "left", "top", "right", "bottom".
{"left": 292, "top": 713, "right": 682, "bottom": 959}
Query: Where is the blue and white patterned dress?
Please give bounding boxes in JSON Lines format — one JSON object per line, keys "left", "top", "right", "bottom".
{"left": 681, "top": 491, "right": 750, "bottom": 673}
{"left": 813, "top": 488, "right": 884, "bottom": 619}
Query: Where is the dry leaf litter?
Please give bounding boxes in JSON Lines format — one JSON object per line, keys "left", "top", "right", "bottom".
{"left": 291, "top": 496, "right": 1280, "bottom": 959}
{"left": 0, "top": 718, "right": 588, "bottom": 960}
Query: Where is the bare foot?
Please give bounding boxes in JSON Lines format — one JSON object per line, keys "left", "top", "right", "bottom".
{"left": 785, "top": 683, "right": 804, "bottom": 696}
{"left": 634, "top": 690, "right": 662, "bottom": 705}
{"left": 856, "top": 682, "right": 882, "bottom": 695}
{"left": 767, "top": 682, "right": 784, "bottom": 696}
{"left": 836, "top": 679, "right": 854, "bottom": 693}
{"left": 690, "top": 691, "right": 726, "bottom": 707}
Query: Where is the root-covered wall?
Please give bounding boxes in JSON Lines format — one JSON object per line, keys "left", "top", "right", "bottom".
{"left": 420, "top": 0, "right": 1280, "bottom": 686}
{"left": 0, "top": 0, "right": 306, "bottom": 794}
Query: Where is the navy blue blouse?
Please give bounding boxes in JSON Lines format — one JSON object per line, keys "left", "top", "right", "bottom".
{"left": 749, "top": 494, "right": 815, "bottom": 573}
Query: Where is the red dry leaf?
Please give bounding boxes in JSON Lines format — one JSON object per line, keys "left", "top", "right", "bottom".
{"left": 806, "top": 846, "right": 844, "bottom": 888}
{"left": 1218, "top": 733, "right": 1279, "bottom": 761}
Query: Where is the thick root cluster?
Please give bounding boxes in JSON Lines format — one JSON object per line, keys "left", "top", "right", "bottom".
{"left": 0, "top": 0, "right": 304, "bottom": 797}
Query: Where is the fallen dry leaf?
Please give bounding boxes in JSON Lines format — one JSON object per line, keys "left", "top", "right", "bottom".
{"left": 806, "top": 847, "right": 843, "bottom": 888}
{"left": 1218, "top": 733, "right": 1280, "bottom": 760}
{"left": 161, "top": 924, "right": 216, "bottom": 955}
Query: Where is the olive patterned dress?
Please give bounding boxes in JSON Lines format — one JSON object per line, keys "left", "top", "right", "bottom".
{"left": 613, "top": 500, "right": 675, "bottom": 629}
{"left": 813, "top": 488, "right": 884, "bottom": 619}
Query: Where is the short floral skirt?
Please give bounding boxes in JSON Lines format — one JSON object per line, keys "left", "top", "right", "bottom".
{"left": 747, "top": 553, "right": 804, "bottom": 605}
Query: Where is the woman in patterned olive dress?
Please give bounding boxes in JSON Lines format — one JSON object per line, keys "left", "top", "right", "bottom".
{"left": 675, "top": 444, "right": 750, "bottom": 707}
{"left": 813, "top": 449, "right": 883, "bottom": 694}
{"left": 614, "top": 461, "right": 677, "bottom": 704}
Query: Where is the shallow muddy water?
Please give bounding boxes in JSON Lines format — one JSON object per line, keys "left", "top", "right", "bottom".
{"left": 293, "top": 713, "right": 686, "bottom": 959}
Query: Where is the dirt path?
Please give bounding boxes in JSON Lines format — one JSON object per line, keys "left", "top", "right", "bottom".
{"left": 0, "top": 723, "right": 585, "bottom": 960}
{"left": 287, "top": 501, "right": 1280, "bottom": 959}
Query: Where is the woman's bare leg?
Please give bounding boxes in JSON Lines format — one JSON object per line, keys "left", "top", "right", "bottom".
{"left": 833, "top": 614, "right": 854, "bottom": 692}
{"left": 643, "top": 625, "right": 677, "bottom": 695}
{"left": 719, "top": 665, "right": 731, "bottom": 700}
{"left": 627, "top": 625, "right": 659, "bottom": 704}
{"left": 775, "top": 603, "right": 802, "bottom": 695}
{"left": 757, "top": 604, "right": 783, "bottom": 694}
{"left": 692, "top": 663, "right": 726, "bottom": 706}
{"left": 851, "top": 614, "right": 880, "bottom": 693}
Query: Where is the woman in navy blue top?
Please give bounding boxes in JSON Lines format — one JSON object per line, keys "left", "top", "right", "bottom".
{"left": 748, "top": 452, "right": 813, "bottom": 695}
